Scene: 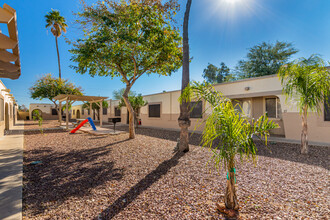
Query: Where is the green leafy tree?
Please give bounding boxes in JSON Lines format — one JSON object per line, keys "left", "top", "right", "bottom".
{"left": 278, "top": 55, "right": 330, "bottom": 154}
{"left": 45, "top": 9, "right": 68, "bottom": 79}
{"left": 70, "top": 0, "right": 182, "bottom": 139}
{"left": 178, "top": 0, "right": 192, "bottom": 153}
{"left": 32, "top": 110, "right": 44, "bottom": 134}
{"left": 113, "top": 89, "right": 148, "bottom": 128}
{"left": 236, "top": 41, "right": 298, "bottom": 79}
{"left": 30, "top": 74, "right": 83, "bottom": 121}
{"left": 180, "top": 81, "right": 278, "bottom": 212}
{"left": 203, "top": 62, "right": 233, "bottom": 84}
{"left": 82, "top": 101, "right": 109, "bottom": 121}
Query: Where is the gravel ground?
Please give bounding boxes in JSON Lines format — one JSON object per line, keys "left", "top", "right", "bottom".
{"left": 23, "top": 120, "right": 61, "bottom": 130}
{"left": 23, "top": 124, "right": 330, "bottom": 219}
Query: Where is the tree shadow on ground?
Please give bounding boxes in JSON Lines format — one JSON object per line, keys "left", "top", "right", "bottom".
{"left": 96, "top": 151, "right": 185, "bottom": 219}
{"left": 23, "top": 140, "right": 127, "bottom": 216}
{"left": 116, "top": 126, "right": 202, "bottom": 145}
{"left": 116, "top": 126, "right": 329, "bottom": 170}
{"left": 254, "top": 140, "right": 330, "bottom": 170}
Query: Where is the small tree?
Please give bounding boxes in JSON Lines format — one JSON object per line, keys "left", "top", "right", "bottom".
{"left": 181, "top": 81, "right": 278, "bottom": 212}
{"left": 45, "top": 9, "right": 68, "bottom": 79}
{"left": 32, "top": 110, "right": 44, "bottom": 134}
{"left": 30, "top": 74, "right": 83, "bottom": 121}
{"left": 278, "top": 55, "right": 330, "bottom": 154}
{"left": 71, "top": 0, "right": 182, "bottom": 139}
{"left": 113, "top": 89, "right": 148, "bottom": 128}
{"left": 82, "top": 101, "right": 109, "bottom": 121}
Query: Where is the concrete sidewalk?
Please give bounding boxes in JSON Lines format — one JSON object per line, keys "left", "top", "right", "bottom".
{"left": 0, "top": 122, "right": 24, "bottom": 220}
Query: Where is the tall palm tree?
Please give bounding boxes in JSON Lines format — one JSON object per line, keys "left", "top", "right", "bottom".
{"left": 45, "top": 9, "right": 67, "bottom": 79}
{"left": 278, "top": 55, "right": 330, "bottom": 154}
{"left": 178, "top": 0, "right": 192, "bottom": 152}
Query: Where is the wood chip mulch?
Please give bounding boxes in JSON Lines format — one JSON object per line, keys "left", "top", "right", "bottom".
{"left": 23, "top": 124, "right": 330, "bottom": 219}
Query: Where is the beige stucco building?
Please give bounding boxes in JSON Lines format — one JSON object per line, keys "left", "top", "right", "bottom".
{"left": 29, "top": 103, "right": 58, "bottom": 120}
{"left": 0, "top": 3, "right": 21, "bottom": 137}
{"left": 37, "top": 74, "right": 330, "bottom": 144}
{"left": 119, "top": 74, "right": 330, "bottom": 144}
{"left": 0, "top": 80, "right": 18, "bottom": 137}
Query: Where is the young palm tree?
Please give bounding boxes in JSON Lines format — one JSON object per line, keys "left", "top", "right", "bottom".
{"left": 45, "top": 9, "right": 68, "bottom": 79}
{"left": 82, "top": 101, "right": 109, "bottom": 120}
{"left": 181, "top": 82, "right": 278, "bottom": 212}
{"left": 178, "top": 0, "right": 192, "bottom": 152}
{"left": 278, "top": 55, "right": 330, "bottom": 154}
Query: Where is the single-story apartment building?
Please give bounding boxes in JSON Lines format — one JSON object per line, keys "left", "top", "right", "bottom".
{"left": 29, "top": 103, "right": 59, "bottom": 120}
{"left": 32, "top": 74, "right": 330, "bottom": 144}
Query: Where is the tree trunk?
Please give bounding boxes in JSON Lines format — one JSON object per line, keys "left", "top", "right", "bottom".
{"left": 301, "top": 107, "right": 308, "bottom": 154}
{"left": 123, "top": 86, "right": 135, "bottom": 139}
{"left": 133, "top": 111, "right": 138, "bottom": 129}
{"left": 224, "top": 159, "right": 239, "bottom": 210}
{"left": 55, "top": 36, "right": 61, "bottom": 79}
{"left": 178, "top": 0, "right": 192, "bottom": 153}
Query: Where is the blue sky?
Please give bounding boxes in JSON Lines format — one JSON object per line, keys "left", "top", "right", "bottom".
{"left": 3, "top": 0, "right": 330, "bottom": 106}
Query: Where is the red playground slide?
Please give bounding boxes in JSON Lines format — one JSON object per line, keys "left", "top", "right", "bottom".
{"left": 70, "top": 119, "right": 89, "bottom": 134}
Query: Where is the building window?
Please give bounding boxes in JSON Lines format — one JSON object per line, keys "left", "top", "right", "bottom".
{"left": 324, "top": 96, "right": 330, "bottom": 121}
{"left": 103, "top": 107, "right": 107, "bottom": 115}
{"left": 115, "top": 107, "right": 121, "bottom": 117}
{"left": 82, "top": 109, "right": 84, "bottom": 115}
{"left": 0, "top": 98, "right": 4, "bottom": 121}
{"left": 51, "top": 108, "right": 58, "bottom": 115}
{"left": 73, "top": 110, "right": 75, "bottom": 115}
{"left": 148, "top": 104, "right": 160, "bottom": 118}
{"left": 265, "top": 97, "right": 282, "bottom": 118}
{"left": 190, "top": 101, "right": 203, "bottom": 118}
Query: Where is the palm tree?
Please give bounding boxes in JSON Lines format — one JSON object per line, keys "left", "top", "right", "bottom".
{"left": 180, "top": 82, "right": 278, "bottom": 212}
{"left": 45, "top": 9, "right": 68, "bottom": 79}
{"left": 178, "top": 0, "right": 192, "bottom": 152}
{"left": 82, "top": 101, "right": 109, "bottom": 121}
{"left": 278, "top": 55, "right": 330, "bottom": 154}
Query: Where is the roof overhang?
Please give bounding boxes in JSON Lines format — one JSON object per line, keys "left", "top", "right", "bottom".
{"left": 0, "top": 4, "right": 21, "bottom": 80}
{"left": 53, "top": 94, "right": 108, "bottom": 103}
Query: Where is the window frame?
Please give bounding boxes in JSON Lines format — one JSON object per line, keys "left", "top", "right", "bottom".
{"left": 265, "top": 97, "right": 281, "bottom": 119}
{"left": 148, "top": 103, "right": 161, "bottom": 118}
{"left": 51, "top": 108, "right": 58, "bottom": 115}
{"left": 103, "top": 107, "right": 108, "bottom": 115}
{"left": 114, "top": 106, "right": 121, "bottom": 117}
{"left": 189, "top": 101, "right": 203, "bottom": 119}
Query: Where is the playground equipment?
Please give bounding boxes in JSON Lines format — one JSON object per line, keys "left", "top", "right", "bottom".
{"left": 70, "top": 117, "right": 96, "bottom": 134}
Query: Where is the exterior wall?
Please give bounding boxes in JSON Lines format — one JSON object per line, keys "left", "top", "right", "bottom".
{"left": 71, "top": 104, "right": 110, "bottom": 122}
{"left": 29, "top": 103, "right": 58, "bottom": 120}
{"left": 69, "top": 74, "right": 330, "bottom": 144}
{"left": 281, "top": 100, "right": 330, "bottom": 143}
{"left": 0, "top": 80, "right": 16, "bottom": 137}
{"left": 18, "top": 111, "right": 29, "bottom": 120}
{"left": 71, "top": 105, "right": 84, "bottom": 120}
